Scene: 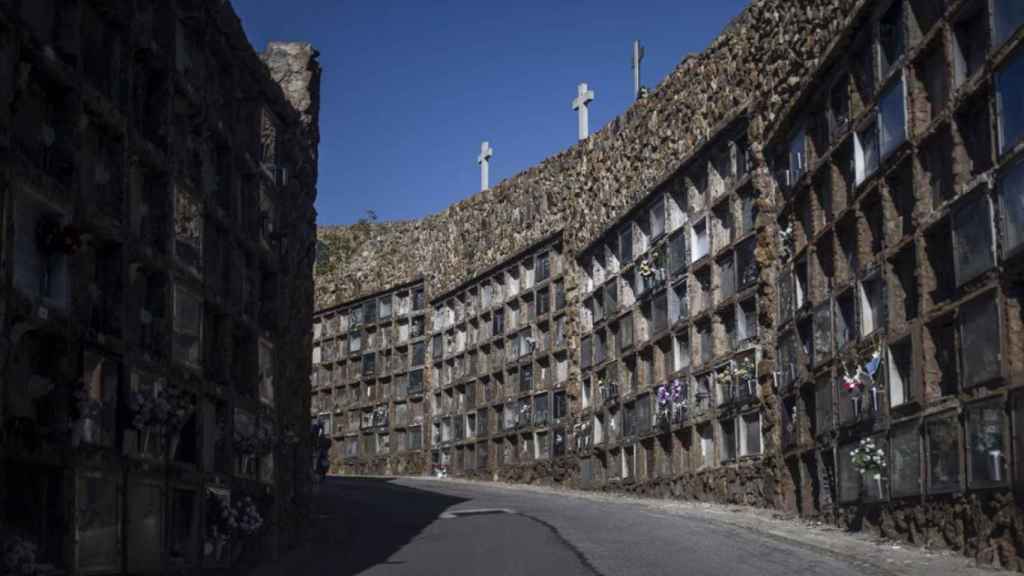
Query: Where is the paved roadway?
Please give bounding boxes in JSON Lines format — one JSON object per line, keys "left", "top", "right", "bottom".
{"left": 251, "top": 476, "right": 992, "bottom": 576}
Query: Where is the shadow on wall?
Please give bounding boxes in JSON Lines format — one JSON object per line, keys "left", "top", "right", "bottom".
{"left": 250, "top": 476, "right": 467, "bottom": 576}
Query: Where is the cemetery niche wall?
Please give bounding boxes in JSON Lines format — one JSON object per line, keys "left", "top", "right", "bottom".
{"left": 311, "top": 279, "right": 430, "bottom": 476}
{"left": 0, "top": 1, "right": 321, "bottom": 574}
{"left": 312, "top": 0, "right": 1024, "bottom": 570}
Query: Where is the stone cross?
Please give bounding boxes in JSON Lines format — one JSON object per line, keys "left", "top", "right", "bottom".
{"left": 477, "top": 141, "right": 493, "bottom": 191}
{"left": 572, "top": 83, "right": 595, "bottom": 141}
{"left": 632, "top": 40, "right": 645, "bottom": 100}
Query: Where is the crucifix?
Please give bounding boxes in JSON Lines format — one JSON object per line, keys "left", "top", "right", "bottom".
{"left": 477, "top": 141, "right": 493, "bottom": 191}
{"left": 571, "top": 83, "right": 595, "bottom": 141}
{"left": 632, "top": 40, "right": 645, "bottom": 100}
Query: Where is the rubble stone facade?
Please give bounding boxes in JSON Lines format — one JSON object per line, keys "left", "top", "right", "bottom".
{"left": 314, "top": 0, "right": 1024, "bottom": 570}
{"left": 0, "top": 1, "right": 320, "bottom": 574}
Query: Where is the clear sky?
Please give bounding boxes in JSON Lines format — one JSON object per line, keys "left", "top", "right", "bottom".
{"left": 234, "top": 1, "right": 750, "bottom": 226}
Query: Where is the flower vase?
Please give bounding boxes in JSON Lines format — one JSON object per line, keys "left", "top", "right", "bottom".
{"left": 40, "top": 264, "right": 51, "bottom": 299}
{"left": 989, "top": 450, "right": 1003, "bottom": 482}
{"left": 216, "top": 539, "right": 228, "bottom": 562}
{"left": 873, "top": 473, "right": 883, "bottom": 498}
{"left": 169, "top": 433, "right": 180, "bottom": 461}
{"left": 71, "top": 420, "right": 83, "bottom": 447}
{"left": 75, "top": 418, "right": 100, "bottom": 446}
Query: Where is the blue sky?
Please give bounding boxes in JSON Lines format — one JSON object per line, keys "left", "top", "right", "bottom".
{"left": 234, "top": 1, "right": 750, "bottom": 225}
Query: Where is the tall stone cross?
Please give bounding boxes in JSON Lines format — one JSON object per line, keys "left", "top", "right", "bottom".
{"left": 632, "top": 40, "right": 645, "bottom": 100}
{"left": 477, "top": 141, "right": 493, "bottom": 191}
{"left": 572, "top": 83, "right": 595, "bottom": 141}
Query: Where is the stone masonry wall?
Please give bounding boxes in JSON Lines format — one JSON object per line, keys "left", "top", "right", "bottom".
{"left": 315, "top": 0, "right": 864, "bottom": 309}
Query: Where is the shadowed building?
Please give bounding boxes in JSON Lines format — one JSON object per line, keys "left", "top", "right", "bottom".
{"left": 0, "top": 1, "right": 320, "bottom": 573}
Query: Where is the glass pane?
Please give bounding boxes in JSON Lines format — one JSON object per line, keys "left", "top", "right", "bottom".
{"left": 789, "top": 127, "right": 806, "bottom": 181}
{"left": 926, "top": 417, "right": 961, "bottom": 493}
{"left": 997, "top": 47, "right": 1024, "bottom": 155}
{"left": 953, "top": 194, "right": 994, "bottom": 285}
{"left": 959, "top": 293, "right": 1001, "bottom": 388}
{"left": 890, "top": 426, "right": 920, "bottom": 497}
{"left": 855, "top": 122, "right": 879, "bottom": 185}
{"left": 620, "top": 226, "right": 633, "bottom": 263}
{"left": 126, "top": 482, "right": 163, "bottom": 573}
{"left": 967, "top": 403, "right": 1007, "bottom": 486}
{"left": 76, "top": 476, "right": 121, "bottom": 571}
{"left": 1000, "top": 157, "right": 1024, "bottom": 255}
{"left": 743, "top": 414, "right": 761, "bottom": 455}
{"left": 720, "top": 420, "right": 736, "bottom": 462}
{"left": 651, "top": 199, "right": 666, "bottom": 238}
{"left": 879, "top": 76, "right": 907, "bottom": 159}
{"left": 838, "top": 443, "right": 860, "bottom": 503}
{"left": 812, "top": 303, "right": 831, "bottom": 365}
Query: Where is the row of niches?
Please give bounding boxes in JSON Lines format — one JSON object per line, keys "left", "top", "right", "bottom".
{"left": 780, "top": 76, "right": 1024, "bottom": 277}
{"left": 779, "top": 214, "right": 1018, "bottom": 399}
{"left": 431, "top": 324, "right": 571, "bottom": 386}
{"left": 312, "top": 284, "right": 428, "bottom": 342}
{"left": 776, "top": 9, "right": 1024, "bottom": 264}
{"left": 13, "top": 180, "right": 277, "bottom": 341}
{"left": 579, "top": 170, "right": 757, "bottom": 301}
{"left": 310, "top": 367, "right": 427, "bottom": 413}
{"left": 580, "top": 293, "right": 760, "bottom": 391}
{"left": 12, "top": 192, "right": 276, "bottom": 386}
{"left": 336, "top": 425, "right": 427, "bottom": 459}
{"left": 5, "top": 14, "right": 290, "bottom": 235}
{"left": 430, "top": 284, "right": 569, "bottom": 362}
{"left": 6, "top": 335, "right": 277, "bottom": 483}
{"left": 778, "top": 153, "right": 1024, "bottom": 334}
{"left": 430, "top": 241, "right": 564, "bottom": 335}
{"left": 774, "top": 0, "right": 1024, "bottom": 195}
{"left": 434, "top": 425, "right": 571, "bottom": 469}
{"left": 581, "top": 229, "right": 757, "bottom": 327}
{"left": 430, "top": 377, "right": 571, "bottom": 427}
{"left": 820, "top": 388, "right": 1024, "bottom": 504}
{"left": 779, "top": 284, "right": 1014, "bottom": 436}
{"left": 312, "top": 332, "right": 427, "bottom": 376}
{"left": 10, "top": 0, "right": 283, "bottom": 163}
{"left": 307, "top": 344, "right": 428, "bottom": 389}
{"left": 5, "top": 465, "right": 275, "bottom": 573}
{"left": 431, "top": 390, "right": 570, "bottom": 445}
{"left": 577, "top": 410, "right": 764, "bottom": 483}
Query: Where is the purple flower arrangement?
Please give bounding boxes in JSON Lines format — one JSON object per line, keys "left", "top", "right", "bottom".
{"left": 657, "top": 379, "right": 684, "bottom": 408}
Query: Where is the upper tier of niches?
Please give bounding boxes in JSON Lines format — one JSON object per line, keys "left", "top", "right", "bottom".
{"left": 311, "top": 280, "right": 429, "bottom": 395}
{"left": 429, "top": 234, "right": 568, "bottom": 388}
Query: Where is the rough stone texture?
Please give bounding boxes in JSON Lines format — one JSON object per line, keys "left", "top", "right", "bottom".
{"left": 315, "top": 0, "right": 865, "bottom": 309}
{"left": 261, "top": 42, "right": 321, "bottom": 162}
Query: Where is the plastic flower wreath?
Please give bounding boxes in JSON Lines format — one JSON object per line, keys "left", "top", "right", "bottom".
{"left": 1, "top": 529, "right": 39, "bottom": 576}
{"left": 657, "top": 379, "right": 684, "bottom": 408}
{"left": 234, "top": 497, "right": 263, "bottom": 536}
{"left": 850, "top": 437, "right": 886, "bottom": 477}
{"left": 639, "top": 258, "right": 653, "bottom": 278}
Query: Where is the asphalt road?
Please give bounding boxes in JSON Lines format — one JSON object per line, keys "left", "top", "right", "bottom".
{"left": 252, "top": 476, "right": 929, "bottom": 576}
